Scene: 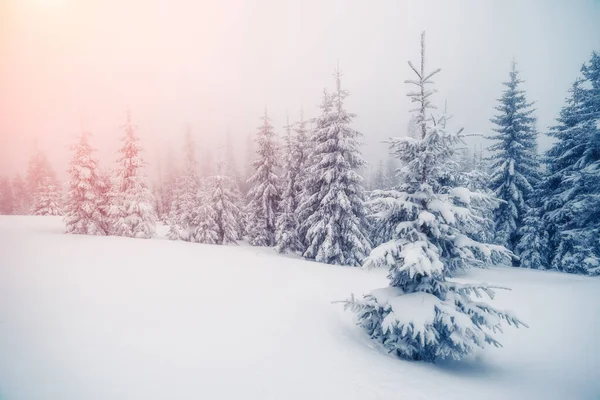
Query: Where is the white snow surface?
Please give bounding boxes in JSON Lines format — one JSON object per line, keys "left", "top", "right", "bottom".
{"left": 1, "top": 216, "right": 599, "bottom": 400}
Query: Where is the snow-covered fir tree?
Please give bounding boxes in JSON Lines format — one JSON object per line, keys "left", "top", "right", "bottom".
{"left": 110, "top": 113, "right": 157, "bottom": 238}
{"left": 31, "top": 175, "right": 62, "bottom": 216}
{"left": 343, "top": 32, "right": 525, "bottom": 362}
{"left": 540, "top": 52, "right": 600, "bottom": 275}
{"left": 191, "top": 195, "right": 219, "bottom": 245}
{"left": 297, "top": 93, "right": 331, "bottom": 246}
{"left": 0, "top": 177, "right": 14, "bottom": 214}
{"left": 275, "top": 116, "right": 304, "bottom": 253}
{"left": 205, "top": 162, "right": 243, "bottom": 245}
{"left": 245, "top": 109, "right": 281, "bottom": 246}
{"left": 297, "top": 69, "right": 371, "bottom": 266}
{"left": 487, "top": 62, "right": 541, "bottom": 255}
{"left": 168, "top": 130, "right": 201, "bottom": 241}
{"left": 64, "top": 131, "right": 107, "bottom": 235}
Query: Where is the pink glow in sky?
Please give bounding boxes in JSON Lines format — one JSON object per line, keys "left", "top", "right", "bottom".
{"left": 1, "top": 0, "right": 599, "bottom": 179}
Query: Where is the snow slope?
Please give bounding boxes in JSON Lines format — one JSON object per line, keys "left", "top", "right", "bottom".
{"left": 0, "top": 216, "right": 598, "bottom": 400}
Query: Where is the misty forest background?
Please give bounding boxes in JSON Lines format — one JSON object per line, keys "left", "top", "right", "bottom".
{"left": 0, "top": 35, "right": 598, "bottom": 278}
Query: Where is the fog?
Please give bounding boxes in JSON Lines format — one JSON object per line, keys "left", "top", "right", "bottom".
{"left": 1, "top": 0, "right": 598, "bottom": 179}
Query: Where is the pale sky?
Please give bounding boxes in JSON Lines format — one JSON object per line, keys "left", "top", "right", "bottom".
{"left": 1, "top": 0, "right": 599, "bottom": 180}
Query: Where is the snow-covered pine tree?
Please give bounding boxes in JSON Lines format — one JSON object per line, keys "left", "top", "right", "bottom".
{"left": 275, "top": 116, "right": 304, "bottom": 253}
{"left": 343, "top": 32, "right": 525, "bottom": 362}
{"left": 205, "top": 162, "right": 243, "bottom": 245}
{"left": 297, "top": 90, "right": 332, "bottom": 245}
{"left": 168, "top": 129, "right": 200, "bottom": 241}
{"left": 540, "top": 52, "right": 600, "bottom": 275}
{"left": 31, "top": 175, "right": 62, "bottom": 216}
{"left": 487, "top": 62, "right": 541, "bottom": 255}
{"left": 297, "top": 68, "right": 371, "bottom": 266}
{"left": 0, "top": 177, "right": 14, "bottom": 215}
{"left": 110, "top": 113, "right": 157, "bottom": 238}
{"left": 245, "top": 109, "right": 281, "bottom": 246}
{"left": 64, "top": 131, "right": 107, "bottom": 235}
{"left": 191, "top": 195, "right": 219, "bottom": 244}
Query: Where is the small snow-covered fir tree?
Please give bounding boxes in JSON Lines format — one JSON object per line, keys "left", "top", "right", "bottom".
{"left": 64, "top": 131, "right": 106, "bottom": 235}
{"left": 111, "top": 113, "right": 156, "bottom": 238}
{"left": 343, "top": 32, "right": 525, "bottom": 362}
{"left": 205, "top": 162, "right": 243, "bottom": 245}
{"left": 191, "top": 190, "right": 219, "bottom": 245}
{"left": 540, "top": 52, "right": 600, "bottom": 275}
{"left": 296, "top": 69, "right": 371, "bottom": 266}
{"left": 487, "top": 62, "right": 541, "bottom": 254}
{"left": 245, "top": 109, "right": 281, "bottom": 246}
{"left": 275, "top": 116, "right": 304, "bottom": 253}
{"left": 168, "top": 130, "right": 200, "bottom": 241}
{"left": 31, "top": 175, "right": 62, "bottom": 216}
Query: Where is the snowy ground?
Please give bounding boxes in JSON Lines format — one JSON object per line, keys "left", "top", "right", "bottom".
{"left": 0, "top": 216, "right": 599, "bottom": 400}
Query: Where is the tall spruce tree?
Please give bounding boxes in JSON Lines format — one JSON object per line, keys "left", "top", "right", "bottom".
{"left": 64, "top": 131, "right": 106, "bottom": 235}
{"left": 275, "top": 116, "right": 304, "bottom": 253}
{"left": 343, "top": 32, "right": 525, "bottom": 362}
{"left": 297, "top": 68, "right": 371, "bottom": 266}
{"left": 540, "top": 52, "right": 600, "bottom": 275}
{"left": 110, "top": 113, "right": 157, "bottom": 238}
{"left": 487, "top": 62, "right": 540, "bottom": 255}
{"left": 245, "top": 109, "right": 281, "bottom": 246}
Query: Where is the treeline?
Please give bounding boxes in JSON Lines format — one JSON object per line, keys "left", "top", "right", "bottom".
{"left": 0, "top": 39, "right": 598, "bottom": 278}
